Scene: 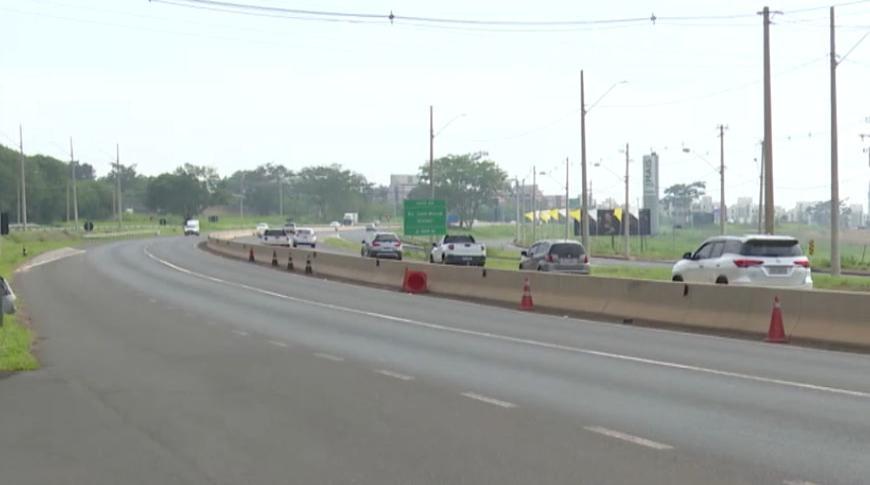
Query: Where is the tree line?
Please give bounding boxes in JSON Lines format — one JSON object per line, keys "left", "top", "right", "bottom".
{"left": 0, "top": 144, "right": 511, "bottom": 226}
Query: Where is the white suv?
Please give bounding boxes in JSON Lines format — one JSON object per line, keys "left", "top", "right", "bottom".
{"left": 672, "top": 235, "right": 812, "bottom": 288}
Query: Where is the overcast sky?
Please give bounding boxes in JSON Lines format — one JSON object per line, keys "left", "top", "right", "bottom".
{"left": 2, "top": 0, "right": 870, "bottom": 211}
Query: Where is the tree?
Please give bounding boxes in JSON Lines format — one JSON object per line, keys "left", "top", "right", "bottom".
{"left": 411, "top": 152, "right": 507, "bottom": 228}
{"left": 145, "top": 171, "right": 210, "bottom": 217}
{"left": 662, "top": 181, "right": 706, "bottom": 224}
{"left": 293, "top": 165, "right": 370, "bottom": 221}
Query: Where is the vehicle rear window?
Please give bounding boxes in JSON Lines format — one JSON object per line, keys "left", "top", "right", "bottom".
{"left": 444, "top": 235, "right": 475, "bottom": 244}
{"left": 297, "top": 229, "right": 313, "bottom": 235}
{"left": 264, "top": 229, "right": 286, "bottom": 236}
{"left": 549, "top": 243, "right": 584, "bottom": 258}
{"left": 374, "top": 234, "right": 399, "bottom": 242}
{"left": 740, "top": 239, "right": 802, "bottom": 257}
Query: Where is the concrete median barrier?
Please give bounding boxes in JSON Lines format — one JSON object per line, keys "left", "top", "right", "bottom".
{"left": 207, "top": 231, "right": 870, "bottom": 349}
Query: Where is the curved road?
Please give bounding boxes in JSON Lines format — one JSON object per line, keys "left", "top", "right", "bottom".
{"left": 2, "top": 236, "right": 870, "bottom": 484}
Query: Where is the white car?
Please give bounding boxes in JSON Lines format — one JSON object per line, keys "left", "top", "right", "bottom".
{"left": 293, "top": 228, "right": 317, "bottom": 248}
{"left": 1, "top": 276, "right": 16, "bottom": 317}
{"left": 255, "top": 223, "right": 269, "bottom": 238}
{"left": 430, "top": 234, "right": 486, "bottom": 266}
{"left": 672, "top": 235, "right": 812, "bottom": 288}
{"left": 361, "top": 232, "right": 403, "bottom": 260}
{"left": 262, "top": 228, "right": 290, "bottom": 247}
{"left": 183, "top": 219, "right": 200, "bottom": 236}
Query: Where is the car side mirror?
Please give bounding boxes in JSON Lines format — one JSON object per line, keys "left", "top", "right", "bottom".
{"left": 520, "top": 251, "right": 528, "bottom": 257}
{"left": 682, "top": 252, "right": 693, "bottom": 260}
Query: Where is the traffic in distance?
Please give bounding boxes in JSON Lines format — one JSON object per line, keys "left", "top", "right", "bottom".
{"left": 246, "top": 220, "right": 814, "bottom": 289}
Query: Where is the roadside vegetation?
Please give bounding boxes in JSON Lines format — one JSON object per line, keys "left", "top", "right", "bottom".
{"left": 0, "top": 232, "right": 84, "bottom": 371}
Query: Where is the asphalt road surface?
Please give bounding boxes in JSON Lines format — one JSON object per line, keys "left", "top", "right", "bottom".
{"left": 2, "top": 236, "right": 870, "bottom": 484}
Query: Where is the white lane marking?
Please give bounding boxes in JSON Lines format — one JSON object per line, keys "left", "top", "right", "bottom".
{"left": 143, "top": 247, "right": 870, "bottom": 400}
{"left": 783, "top": 480, "right": 820, "bottom": 485}
{"left": 584, "top": 426, "right": 674, "bottom": 451}
{"left": 16, "top": 248, "right": 86, "bottom": 273}
{"left": 314, "top": 352, "right": 344, "bottom": 362}
{"left": 375, "top": 369, "right": 415, "bottom": 381}
{"left": 461, "top": 392, "right": 516, "bottom": 408}
{"left": 231, "top": 329, "right": 249, "bottom": 337}
{"left": 267, "top": 340, "right": 288, "bottom": 348}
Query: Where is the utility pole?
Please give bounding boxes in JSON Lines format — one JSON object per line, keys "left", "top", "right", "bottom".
{"left": 830, "top": 6, "right": 841, "bottom": 276}
{"left": 624, "top": 143, "right": 630, "bottom": 258}
{"left": 19, "top": 125, "right": 27, "bottom": 231}
{"left": 278, "top": 177, "right": 284, "bottom": 217}
{"left": 718, "top": 124, "right": 728, "bottom": 235}
{"left": 580, "top": 70, "right": 590, "bottom": 250}
{"left": 514, "top": 178, "right": 521, "bottom": 243}
{"left": 565, "top": 157, "right": 570, "bottom": 240}
{"left": 429, "top": 105, "right": 435, "bottom": 200}
{"left": 116, "top": 144, "right": 122, "bottom": 229}
{"left": 70, "top": 138, "right": 79, "bottom": 231}
{"left": 532, "top": 166, "right": 537, "bottom": 242}
{"left": 761, "top": 6, "right": 775, "bottom": 234}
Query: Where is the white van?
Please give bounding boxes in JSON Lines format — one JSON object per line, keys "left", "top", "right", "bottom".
{"left": 184, "top": 219, "right": 200, "bottom": 236}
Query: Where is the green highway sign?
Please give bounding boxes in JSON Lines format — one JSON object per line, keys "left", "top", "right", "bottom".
{"left": 403, "top": 199, "right": 447, "bottom": 236}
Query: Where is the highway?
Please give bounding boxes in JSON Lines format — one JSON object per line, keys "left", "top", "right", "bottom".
{"left": 2, "top": 236, "right": 870, "bottom": 484}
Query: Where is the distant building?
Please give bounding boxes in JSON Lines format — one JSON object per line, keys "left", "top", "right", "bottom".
{"left": 733, "top": 197, "right": 754, "bottom": 224}
{"left": 540, "top": 195, "right": 566, "bottom": 210}
{"left": 848, "top": 203, "right": 864, "bottom": 229}
{"left": 696, "top": 195, "right": 714, "bottom": 213}
{"left": 389, "top": 174, "right": 420, "bottom": 207}
{"left": 642, "top": 152, "right": 660, "bottom": 234}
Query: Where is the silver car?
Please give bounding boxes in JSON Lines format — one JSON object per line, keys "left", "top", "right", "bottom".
{"left": 520, "top": 240, "right": 590, "bottom": 274}
{"left": 361, "top": 232, "right": 403, "bottom": 260}
{"left": 671, "top": 235, "right": 812, "bottom": 288}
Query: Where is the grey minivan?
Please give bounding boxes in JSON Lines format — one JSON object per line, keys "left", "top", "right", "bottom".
{"left": 520, "top": 240, "right": 590, "bottom": 274}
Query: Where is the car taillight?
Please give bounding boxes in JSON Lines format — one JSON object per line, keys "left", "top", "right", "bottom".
{"left": 373, "top": 241, "right": 380, "bottom": 247}
{"left": 583, "top": 254, "right": 589, "bottom": 264}
{"left": 547, "top": 254, "right": 555, "bottom": 263}
{"left": 794, "top": 259, "right": 810, "bottom": 268}
{"left": 733, "top": 259, "right": 764, "bottom": 268}
{"left": 448, "top": 244, "right": 455, "bottom": 250}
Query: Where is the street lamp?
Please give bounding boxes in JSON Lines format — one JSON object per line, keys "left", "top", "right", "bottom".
{"left": 581, "top": 73, "right": 627, "bottom": 253}
{"left": 429, "top": 107, "right": 466, "bottom": 200}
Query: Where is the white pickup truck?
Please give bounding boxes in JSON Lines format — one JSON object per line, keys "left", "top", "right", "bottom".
{"left": 430, "top": 234, "right": 486, "bottom": 266}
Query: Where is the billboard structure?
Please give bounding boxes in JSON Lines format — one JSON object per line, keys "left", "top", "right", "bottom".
{"left": 642, "top": 152, "right": 660, "bottom": 235}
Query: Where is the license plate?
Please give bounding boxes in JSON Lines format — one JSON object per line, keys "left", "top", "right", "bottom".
{"left": 461, "top": 256, "right": 473, "bottom": 261}
{"left": 561, "top": 259, "right": 578, "bottom": 265}
{"left": 767, "top": 266, "right": 789, "bottom": 275}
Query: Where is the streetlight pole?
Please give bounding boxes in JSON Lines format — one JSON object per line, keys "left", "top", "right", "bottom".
{"left": 830, "top": 6, "right": 841, "bottom": 276}
{"left": 624, "top": 143, "right": 630, "bottom": 258}
{"left": 429, "top": 105, "right": 435, "bottom": 200}
{"left": 19, "top": 125, "right": 27, "bottom": 231}
{"left": 565, "top": 157, "right": 570, "bottom": 240}
{"left": 70, "top": 138, "right": 79, "bottom": 231}
{"left": 718, "top": 124, "right": 728, "bottom": 235}
{"left": 761, "top": 6, "right": 775, "bottom": 234}
{"left": 580, "top": 70, "right": 589, "bottom": 249}
{"left": 532, "top": 166, "right": 537, "bottom": 242}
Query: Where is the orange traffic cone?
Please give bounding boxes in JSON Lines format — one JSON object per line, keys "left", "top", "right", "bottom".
{"left": 765, "top": 296, "right": 788, "bottom": 343}
{"left": 248, "top": 248, "right": 255, "bottom": 263}
{"left": 519, "top": 277, "right": 534, "bottom": 311}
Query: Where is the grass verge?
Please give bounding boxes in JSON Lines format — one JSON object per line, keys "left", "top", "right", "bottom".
{"left": 1, "top": 231, "right": 83, "bottom": 371}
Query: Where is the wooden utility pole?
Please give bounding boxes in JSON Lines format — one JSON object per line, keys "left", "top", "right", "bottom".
{"left": 70, "top": 138, "right": 79, "bottom": 231}
{"left": 761, "top": 6, "right": 775, "bottom": 234}
{"left": 564, "top": 157, "right": 570, "bottom": 241}
{"left": 718, "top": 124, "right": 728, "bottom": 234}
{"left": 116, "top": 144, "right": 122, "bottom": 229}
{"left": 580, "top": 70, "right": 590, "bottom": 250}
{"left": 624, "top": 143, "right": 630, "bottom": 258}
{"left": 429, "top": 105, "right": 435, "bottom": 200}
{"left": 830, "top": 6, "right": 841, "bottom": 276}
{"left": 19, "top": 125, "right": 27, "bottom": 231}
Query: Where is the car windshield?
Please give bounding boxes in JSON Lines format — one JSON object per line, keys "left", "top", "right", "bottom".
{"left": 444, "top": 235, "right": 475, "bottom": 244}
{"left": 264, "top": 229, "right": 285, "bottom": 236}
{"left": 740, "top": 239, "right": 802, "bottom": 257}
{"left": 375, "top": 234, "right": 399, "bottom": 242}
{"left": 549, "top": 243, "right": 584, "bottom": 258}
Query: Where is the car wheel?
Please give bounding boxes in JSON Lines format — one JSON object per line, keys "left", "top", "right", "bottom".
{"left": 537, "top": 265, "right": 543, "bottom": 271}
{"left": 429, "top": 255, "right": 435, "bottom": 263}
{"left": 311, "top": 244, "right": 316, "bottom": 249}
{"left": 441, "top": 255, "right": 446, "bottom": 264}
{"left": 293, "top": 243, "right": 297, "bottom": 248}
{"left": 397, "top": 255, "right": 403, "bottom": 261}
{"left": 672, "top": 275, "right": 684, "bottom": 282}
{"left": 361, "top": 248, "right": 366, "bottom": 257}
{"left": 715, "top": 276, "right": 728, "bottom": 285}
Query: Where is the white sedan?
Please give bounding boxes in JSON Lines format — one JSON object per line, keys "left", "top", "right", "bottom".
{"left": 293, "top": 228, "right": 317, "bottom": 248}
{"left": 255, "top": 223, "right": 269, "bottom": 238}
